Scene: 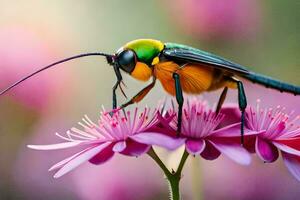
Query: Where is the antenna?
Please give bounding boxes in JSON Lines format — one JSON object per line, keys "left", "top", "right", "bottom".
{"left": 0, "top": 52, "right": 113, "bottom": 95}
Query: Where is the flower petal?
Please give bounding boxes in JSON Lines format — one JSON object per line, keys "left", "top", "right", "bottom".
{"left": 146, "top": 114, "right": 176, "bottom": 136}
{"left": 255, "top": 137, "right": 279, "bottom": 162}
{"left": 112, "top": 141, "right": 127, "bottom": 152}
{"left": 156, "top": 112, "right": 175, "bottom": 131}
{"left": 49, "top": 147, "right": 93, "bottom": 171}
{"left": 185, "top": 139, "right": 205, "bottom": 155}
{"left": 28, "top": 141, "right": 82, "bottom": 150}
{"left": 276, "top": 137, "right": 300, "bottom": 151}
{"left": 53, "top": 143, "right": 111, "bottom": 178}
{"left": 89, "top": 144, "right": 114, "bottom": 165}
{"left": 200, "top": 141, "right": 221, "bottom": 160}
{"left": 211, "top": 123, "right": 258, "bottom": 137}
{"left": 130, "top": 132, "right": 185, "bottom": 150}
{"left": 278, "top": 129, "right": 300, "bottom": 139}
{"left": 120, "top": 139, "right": 150, "bottom": 157}
{"left": 282, "top": 152, "right": 300, "bottom": 181}
{"left": 210, "top": 141, "right": 251, "bottom": 165}
{"left": 219, "top": 105, "right": 241, "bottom": 126}
{"left": 273, "top": 142, "right": 300, "bottom": 156}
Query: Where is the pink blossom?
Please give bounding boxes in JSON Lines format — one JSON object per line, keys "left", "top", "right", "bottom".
{"left": 167, "top": 0, "right": 262, "bottom": 41}
{"left": 15, "top": 117, "right": 165, "bottom": 199}
{"left": 247, "top": 100, "right": 300, "bottom": 180}
{"left": 165, "top": 98, "right": 252, "bottom": 165}
{"left": 0, "top": 26, "right": 71, "bottom": 111}
{"left": 226, "top": 99, "right": 300, "bottom": 181}
{"left": 28, "top": 107, "right": 184, "bottom": 178}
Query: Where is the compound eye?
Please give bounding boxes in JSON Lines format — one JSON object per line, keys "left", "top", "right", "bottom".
{"left": 117, "top": 49, "right": 136, "bottom": 73}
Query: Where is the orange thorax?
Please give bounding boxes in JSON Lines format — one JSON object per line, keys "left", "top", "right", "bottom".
{"left": 154, "top": 61, "right": 214, "bottom": 96}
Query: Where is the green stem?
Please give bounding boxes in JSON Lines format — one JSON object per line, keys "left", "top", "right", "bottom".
{"left": 175, "top": 150, "right": 189, "bottom": 176}
{"left": 147, "top": 147, "right": 172, "bottom": 177}
{"left": 148, "top": 148, "right": 189, "bottom": 200}
{"left": 167, "top": 175, "right": 180, "bottom": 200}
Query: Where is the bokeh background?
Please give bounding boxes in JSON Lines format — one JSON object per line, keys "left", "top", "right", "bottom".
{"left": 0, "top": 0, "right": 299, "bottom": 199}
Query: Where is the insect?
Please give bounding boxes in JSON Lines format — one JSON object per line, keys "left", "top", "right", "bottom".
{"left": 1, "top": 39, "right": 299, "bottom": 144}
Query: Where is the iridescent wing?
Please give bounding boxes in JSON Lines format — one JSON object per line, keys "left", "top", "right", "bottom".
{"left": 163, "top": 43, "right": 300, "bottom": 95}
{"left": 163, "top": 43, "right": 249, "bottom": 75}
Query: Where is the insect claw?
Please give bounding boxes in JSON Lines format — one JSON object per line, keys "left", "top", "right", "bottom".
{"left": 105, "top": 107, "right": 122, "bottom": 116}
{"left": 121, "top": 108, "right": 128, "bottom": 120}
{"left": 118, "top": 83, "right": 128, "bottom": 99}
{"left": 121, "top": 80, "right": 127, "bottom": 88}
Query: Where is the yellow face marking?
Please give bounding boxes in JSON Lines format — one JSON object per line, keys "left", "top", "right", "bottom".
{"left": 151, "top": 56, "right": 160, "bottom": 65}
{"left": 131, "top": 62, "right": 152, "bottom": 82}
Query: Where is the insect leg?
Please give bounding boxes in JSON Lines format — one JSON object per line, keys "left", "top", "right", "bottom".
{"left": 112, "top": 80, "right": 120, "bottom": 109}
{"left": 215, "top": 87, "right": 228, "bottom": 114}
{"left": 232, "top": 78, "right": 247, "bottom": 145}
{"left": 237, "top": 81, "right": 247, "bottom": 145}
{"left": 120, "top": 78, "right": 156, "bottom": 109}
{"left": 112, "top": 64, "right": 124, "bottom": 110}
{"left": 172, "top": 72, "right": 184, "bottom": 136}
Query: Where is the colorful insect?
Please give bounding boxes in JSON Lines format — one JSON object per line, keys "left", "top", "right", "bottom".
{"left": 1, "top": 39, "right": 299, "bottom": 143}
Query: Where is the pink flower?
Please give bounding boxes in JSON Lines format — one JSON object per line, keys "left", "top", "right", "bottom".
{"left": 0, "top": 26, "right": 71, "bottom": 111}
{"left": 166, "top": 0, "right": 262, "bottom": 41}
{"left": 165, "top": 98, "right": 252, "bottom": 165}
{"left": 28, "top": 107, "right": 184, "bottom": 178}
{"left": 245, "top": 99, "right": 300, "bottom": 180}
{"left": 225, "top": 99, "right": 300, "bottom": 181}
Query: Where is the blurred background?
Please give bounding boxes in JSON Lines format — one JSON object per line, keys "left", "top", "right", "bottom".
{"left": 0, "top": 0, "right": 299, "bottom": 199}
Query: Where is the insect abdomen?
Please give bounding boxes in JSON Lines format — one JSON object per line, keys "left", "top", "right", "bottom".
{"left": 242, "top": 72, "right": 300, "bottom": 95}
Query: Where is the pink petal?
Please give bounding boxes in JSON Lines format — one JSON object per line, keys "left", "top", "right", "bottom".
{"left": 279, "top": 129, "right": 300, "bottom": 139}
{"left": 156, "top": 112, "right": 175, "bottom": 131}
{"left": 273, "top": 142, "right": 300, "bottom": 156}
{"left": 53, "top": 142, "right": 111, "bottom": 178}
{"left": 185, "top": 139, "right": 205, "bottom": 155}
{"left": 210, "top": 141, "right": 251, "bottom": 165}
{"left": 49, "top": 147, "right": 94, "bottom": 171}
{"left": 200, "top": 141, "right": 221, "bottom": 160}
{"left": 282, "top": 152, "right": 300, "bottom": 181}
{"left": 276, "top": 137, "right": 300, "bottom": 151}
{"left": 89, "top": 144, "right": 114, "bottom": 165}
{"left": 130, "top": 132, "right": 185, "bottom": 150}
{"left": 211, "top": 123, "right": 258, "bottom": 137}
{"left": 219, "top": 105, "right": 241, "bottom": 126}
{"left": 147, "top": 115, "right": 176, "bottom": 136}
{"left": 27, "top": 141, "right": 82, "bottom": 150}
{"left": 113, "top": 141, "right": 127, "bottom": 152}
{"left": 120, "top": 139, "right": 150, "bottom": 157}
{"left": 255, "top": 137, "right": 279, "bottom": 162}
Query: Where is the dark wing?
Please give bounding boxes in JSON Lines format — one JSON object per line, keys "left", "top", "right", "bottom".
{"left": 163, "top": 43, "right": 250, "bottom": 75}
{"left": 163, "top": 43, "right": 300, "bottom": 95}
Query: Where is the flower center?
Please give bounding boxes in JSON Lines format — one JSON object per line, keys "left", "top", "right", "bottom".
{"left": 171, "top": 100, "right": 224, "bottom": 139}
{"left": 246, "top": 99, "right": 299, "bottom": 139}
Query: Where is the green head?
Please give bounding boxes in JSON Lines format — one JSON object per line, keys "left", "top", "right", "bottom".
{"left": 113, "top": 39, "right": 164, "bottom": 81}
